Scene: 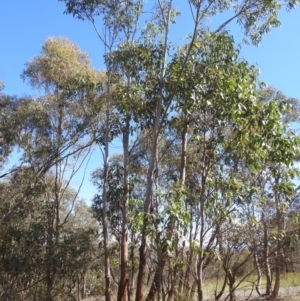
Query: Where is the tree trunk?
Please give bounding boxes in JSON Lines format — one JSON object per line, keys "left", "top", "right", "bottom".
{"left": 263, "top": 212, "right": 272, "bottom": 296}
{"left": 268, "top": 250, "right": 282, "bottom": 301}
{"left": 46, "top": 272, "right": 54, "bottom": 301}
{"left": 182, "top": 211, "right": 200, "bottom": 298}
{"left": 166, "top": 257, "right": 178, "bottom": 301}
{"left": 45, "top": 222, "right": 54, "bottom": 301}
{"left": 196, "top": 182, "right": 206, "bottom": 301}
{"left": 253, "top": 247, "right": 263, "bottom": 296}
{"left": 146, "top": 120, "right": 188, "bottom": 301}
{"left": 227, "top": 270, "right": 236, "bottom": 301}
{"left": 146, "top": 252, "right": 167, "bottom": 301}
{"left": 117, "top": 113, "right": 130, "bottom": 301}
{"left": 215, "top": 274, "right": 227, "bottom": 301}
{"left": 268, "top": 176, "right": 284, "bottom": 301}
{"left": 102, "top": 80, "right": 112, "bottom": 301}
{"left": 81, "top": 273, "right": 87, "bottom": 300}
{"left": 196, "top": 259, "right": 204, "bottom": 301}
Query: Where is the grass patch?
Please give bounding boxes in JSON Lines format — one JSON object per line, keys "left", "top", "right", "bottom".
{"left": 281, "top": 272, "right": 300, "bottom": 288}
{"left": 82, "top": 273, "right": 300, "bottom": 300}
{"left": 201, "top": 272, "right": 300, "bottom": 296}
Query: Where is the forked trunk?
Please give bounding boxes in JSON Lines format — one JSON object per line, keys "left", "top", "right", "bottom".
{"left": 145, "top": 122, "right": 188, "bottom": 301}
{"left": 227, "top": 270, "right": 236, "bottom": 301}
{"left": 268, "top": 250, "right": 282, "bottom": 301}
{"left": 253, "top": 247, "right": 263, "bottom": 296}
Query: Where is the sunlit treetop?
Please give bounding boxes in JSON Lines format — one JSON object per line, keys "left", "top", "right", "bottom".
{"left": 22, "top": 37, "right": 103, "bottom": 92}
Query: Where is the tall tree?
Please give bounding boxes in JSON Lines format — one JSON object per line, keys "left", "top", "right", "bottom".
{"left": 0, "top": 37, "right": 104, "bottom": 301}
{"left": 58, "top": 1, "right": 300, "bottom": 300}
{"left": 0, "top": 37, "right": 104, "bottom": 225}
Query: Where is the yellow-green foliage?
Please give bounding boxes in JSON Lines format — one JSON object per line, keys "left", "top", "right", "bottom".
{"left": 22, "top": 37, "right": 104, "bottom": 91}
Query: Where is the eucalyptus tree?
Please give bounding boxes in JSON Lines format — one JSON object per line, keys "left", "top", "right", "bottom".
{"left": 19, "top": 37, "right": 104, "bottom": 300}
{"left": 162, "top": 33, "right": 300, "bottom": 301}
{"left": 0, "top": 38, "right": 104, "bottom": 301}
{"left": 58, "top": 1, "right": 300, "bottom": 300}
{"left": 147, "top": 33, "right": 258, "bottom": 301}
{"left": 58, "top": 2, "right": 146, "bottom": 299}
{"left": 0, "top": 37, "right": 104, "bottom": 226}
{"left": 236, "top": 86, "right": 300, "bottom": 300}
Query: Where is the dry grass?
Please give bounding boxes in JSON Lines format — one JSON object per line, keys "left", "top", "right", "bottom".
{"left": 200, "top": 272, "right": 300, "bottom": 296}
{"left": 82, "top": 273, "right": 300, "bottom": 301}
{"left": 83, "top": 294, "right": 300, "bottom": 301}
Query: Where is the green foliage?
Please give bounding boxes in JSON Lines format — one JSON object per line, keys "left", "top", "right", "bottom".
{"left": 163, "top": 183, "right": 190, "bottom": 231}
{"left": 2, "top": 1, "right": 300, "bottom": 300}
{"left": 60, "top": 0, "right": 144, "bottom": 39}
{"left": 0, "top": 178, "right": 98, "bottom": 300}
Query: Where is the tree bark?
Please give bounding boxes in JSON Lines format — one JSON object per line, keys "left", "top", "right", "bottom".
{"left": 262, "top": 211, "right": 272, "bottom": 296}
{"left": 253, "top": 247, "right": 263, "bottom": 296}
{"left": 145, "top": 119, "right": 188, "bottom": 301}
{"left": 135, "top": 3, "right": 172, "bottom": 299}
{"left": 268, "top": 250, "right": 282, "bottom": 301}
{"left": 117, "top": 113, "right": 130, "bottom": 301}
{"left": 268, "top": 175, "right": 284, "bottom": 301}
{"left": 102, "top": 78, "right": 112, "bottom": 301}
{"left": 227, "top": 270, "right": 236, "bottom": 301}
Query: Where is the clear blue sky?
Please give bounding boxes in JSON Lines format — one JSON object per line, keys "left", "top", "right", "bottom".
{"left": 1, "top": 1, "right": 300, "bottom": 202}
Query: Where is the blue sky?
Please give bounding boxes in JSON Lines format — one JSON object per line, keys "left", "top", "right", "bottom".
{"left": 1, "top": 1, "right": 300, "bottom": 202}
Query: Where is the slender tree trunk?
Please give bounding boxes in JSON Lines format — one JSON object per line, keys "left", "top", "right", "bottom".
{"left": 81, "top": 273, "right": 87, "bottom": 300}
{"left": 262, "top": 211, "right": 272, "bottom": 296}
{"left": 268, "top": 249, "right": 282, "bottom": 301}
{"left": 182, "top": 212, "right": 200, "bottom": 297}
{"left": 215, "top": 274, "right": 227, "bottom": 301}
{"left": 218, "top": 235, "right": 237, "bottom": 301}
{"left": 118, "top": 112, "right": 130, "bottom": 301}
{"left": 196, "top": 259, "right": 204, "bottom": 301}
{"left": 46, "top": 216, "right": 54, "bottom": 301}
{"left": 102, "top": 79, "right": 112, "bottom": 301}
{"left": 227, "top": 270, "right": 236, "bottom": 301}
{"left": 177, "top": 239, "right": 186, "bottom": 294}
{"left": 269, "top": 176, "right": 283, "bottom": 301}
{"left": 45, "top": 93, "right": 64, "bottom": 301}
{"left": 253, "top": 247, "right": 263, "bottom": 296}
{"left": 46, "top": 278, "right": 54, "bottom": 301}
{"left": 129, "top": 232, "right": 135, "bottom": 301}
{"left": 146, "top": 222, "right": 172, "bottom": 301}
{"left": 196, "top": 175, "right": 207, "bottom": 301}
{"left": 166, "top": 244, "right": 178, "bottom": 301}
{"left": 167, "top": 232, "right": 180, "bottom": 301}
